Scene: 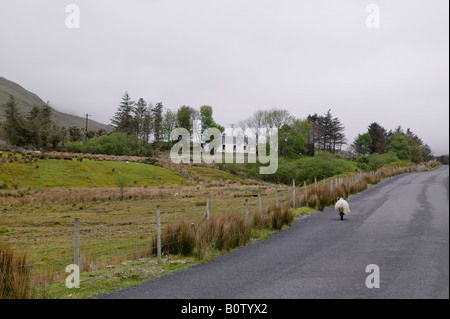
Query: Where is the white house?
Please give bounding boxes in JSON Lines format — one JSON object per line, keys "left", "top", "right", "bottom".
{"left": 220, "top": 126, "right": 256, "bottom": 155}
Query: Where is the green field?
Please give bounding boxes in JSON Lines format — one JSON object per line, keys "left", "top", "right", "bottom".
{"left": 0, "top": 150, "right": 436, "bottom": 299}
{"left": 189, "top": 165, "right": 240, "bottom": 182}
{"left": 0, "top": 158, "right": 186, "bottom": 190}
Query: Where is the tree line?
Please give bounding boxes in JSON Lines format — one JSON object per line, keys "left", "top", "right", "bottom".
{"left": 0, "top": 95, "right": 109, "bottom": 151}
{"left": 1, "top": 92, "right": 441, "bottom": 166}
{"left": 0, "top": 95, "right": 66, "bottom": 150}
{"left": 351, "top": 122, "right": 434, "bottom": 165}
{"left": 306, "top": 109, "right": 346, "bottom": 154}
{"left": 109, "top": 92, "right": 224, "bottom": 149}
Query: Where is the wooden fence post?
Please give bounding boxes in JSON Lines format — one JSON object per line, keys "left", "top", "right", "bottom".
{"left": 156, "top": 205, "right": 161, "bottom": 263}
{"left": 292, "top": 179, "right": 296, "bottom": 209}
{"left": 74, "top": 218, "right": 80, "bottom": 267}
{"left": 258, "top": 194, "right": 262, "bottom": 216}
{"left": 245, "top": 199, "right": 249, "bottom": 220}
{"left": 304, "top": 181, "right": 307, "bottom": 206}
{"left": 207, "top": 197, "right": 210, "bottom": 219}
{"left": 275, "top": 190, "right": 279, "bottom": 207}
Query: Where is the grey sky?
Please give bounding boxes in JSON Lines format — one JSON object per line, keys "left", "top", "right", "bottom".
{"left": 0, "top": 0, "right": 448, "bottom": 155}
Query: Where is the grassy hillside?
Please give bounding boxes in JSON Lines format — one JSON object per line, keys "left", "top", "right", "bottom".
{"left": 216, "top": 151, "right": 359, "bottom": 184}
{"left": 0, "top": 76, "right": 111, "bottom": 132}
{"left": 189, "top": 165, "right": 240, "bottom": 182}
{"left": 0, "top": 157, "right": 186, "bottom": 190}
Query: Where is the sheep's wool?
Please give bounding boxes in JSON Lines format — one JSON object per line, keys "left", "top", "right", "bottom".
{"left": 335, "top": 198, "right": 350, "bottom": 215}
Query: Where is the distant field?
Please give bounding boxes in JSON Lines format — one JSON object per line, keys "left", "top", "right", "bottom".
{"left": 189, "top": 165, "right": 240, "bottom": 182}
{"left": 0, "top": 158, "right": 186, "bottom": 190}
{"left": 0, "top": 150, "right": 436, "bottom": 298}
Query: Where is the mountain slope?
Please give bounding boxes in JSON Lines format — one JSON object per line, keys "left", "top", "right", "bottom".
{"left": 0, "top": 76, "right": 112, "bottom": 132}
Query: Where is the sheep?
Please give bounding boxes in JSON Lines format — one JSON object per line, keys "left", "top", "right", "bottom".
{"left": 335, "top": 197, "right": 350, "bottom": 220}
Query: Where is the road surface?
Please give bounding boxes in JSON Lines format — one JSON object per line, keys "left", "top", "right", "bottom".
{"left": 101, "top": 165, "right": 449, "bottom": 299}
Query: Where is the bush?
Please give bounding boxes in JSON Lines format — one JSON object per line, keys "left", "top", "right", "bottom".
{"left": 368, "top": 152, "right": 412, "bottom": 170}
{"left": 64, "top": 132, "right": 148, "bottom": 156}
{"left": 356, "top": 156, "right": 370, "bottom": 170}
{"left": 217, "top": 151, "right": 358, "bottom": 185}
{"left": 144, "top": 158, "right": 158, "bottom": 165}
{"left": 294, "top": 152, "right": 358, "bottom": 183}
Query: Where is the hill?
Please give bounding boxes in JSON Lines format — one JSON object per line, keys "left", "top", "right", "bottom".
{"left": 0, "top": 76, "right": 111, "bottom": 132}
{"left": 0, "top": 155, "right": 186, "bottom": 190}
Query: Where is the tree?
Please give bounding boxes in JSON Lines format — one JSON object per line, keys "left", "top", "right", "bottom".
{"left": 352, "top": 133, "right": 372, "bottom": 156}
{"left": 435, "top": 154, "right": 449, "bottom": 165}
{"left": 68, "top": 126, "right": 83, "bottom": 142}
{"left": 97, "top": 129, "right": 107, "bottom": 137}
{"left": 142, "top": 105, "right": 152, "bottom": 145}
{"left": 114, "top": 175, "right": 129, "bottom": 201}
{"left": 133, "top": 98, "right": 148, "bottom": 141}
{"left": 1, "top": 95, "right": 29, "bottom": 146}
{"left": 85, "top": 130, "right": 96, "bottom": 139}
{"left": 27, "top": 105, "right": 46, "bottom": 148}
{"left": 162, "top": 109, "right": 177, "bottom": 141}
{"left": 1, "top": 96, "right": 65, "bottom": 150}
{"left": 279, "top": 119, "right": 311, "bottom": 156}
{"left": 307, "top": 109, "right": 346, "bottom": 153}
{"left": 199, "top": 105, "right": 224, "bottom": 133}
{"left": 387, "top": 132, "right": 414, "bottom": 161}
{"left": 245, "top": 110, "right": 267, "bottom": 154}
{"left": 176, "top": 105, "right": 194, "bottom": 134}
{"left": 367, "top": 122, "right": 387, "bottom": 154}
{"left": 306, "top": 113, "right": 324, "bottom": 150}
{"left": 421, "top": 144, "right": 434, "bottom": 162}
{"left": 152, "top": 102, "right": 164, "bottom": 142}
{"left": 111, "top": 92, "right": 135, "bottom": 135}
{"left": 48, "top": 124, "right": 65, "bottom": 149}
{"left": 265, "top": 109, "right": 292, "bottom": 132}
{"left": 330, "top": 115, "right": 346, "bottom": 153}
{"left": 318, "top": 109, "right": 333, "bottom": 151}
{"left": 386, "top": 128, "right": 430, "bottom": 164}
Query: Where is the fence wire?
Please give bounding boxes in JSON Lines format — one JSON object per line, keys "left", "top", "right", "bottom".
{"left": 1, "top": 164, "right": 432, "bottom": 296}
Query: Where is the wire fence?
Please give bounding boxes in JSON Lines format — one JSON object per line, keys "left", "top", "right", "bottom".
{"left": 0, "top": 188, "right": 289, "bottom": 292}
{"left": 0, "top": 162, "right": 438, "bottom": 296}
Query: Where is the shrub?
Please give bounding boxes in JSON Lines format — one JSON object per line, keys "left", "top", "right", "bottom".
{"left": 64, "top": 133, "right": 148, "bottom": 156}
{"left": 144, "top": 158, "right": 158, "bottom": 165}
{"left": 368, "top": 152, "right": 411, "bottom": 170}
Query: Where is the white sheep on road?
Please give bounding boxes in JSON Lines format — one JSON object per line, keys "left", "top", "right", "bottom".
{"left": 335, "top": 198, "right": 350, "bottom": 220}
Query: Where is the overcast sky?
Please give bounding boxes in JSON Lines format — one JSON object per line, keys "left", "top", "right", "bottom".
{"left": 0, "top": 0, "right": 448, "bottom": 154}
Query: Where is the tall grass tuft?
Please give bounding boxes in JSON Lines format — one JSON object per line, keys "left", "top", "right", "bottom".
{"left": 152, "top": 222, "right": 196, "bottom": 256}
{"left": 0, "top": 243, "right": 33, "bottom": 299}
{"left": 194, "top": 212, "right": 253, "bottom": 258}
{"left": 269, "top": 204, "right": 294, "bottom": 230}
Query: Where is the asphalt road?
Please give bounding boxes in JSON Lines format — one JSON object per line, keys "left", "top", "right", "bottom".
{"left": 101, "top": 165, "right": 449, "bottom": 299}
